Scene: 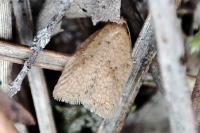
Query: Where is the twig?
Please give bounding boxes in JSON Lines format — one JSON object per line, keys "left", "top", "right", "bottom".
{"left": 12, "top": 0, "right": 58, "bottom": 132}
{"left": 0, "top": 0, "right": 12, "bottom": 92}
{"left": 0, "top": 0, "right": 12, "bottom": 39}
{"left": 0, "top": 41, "right": 69, "bottom": 71}
{"left": 149, "top": 59, "right": 164, "bottom": 93}
{"left": 8, "top": 0, "right": 72, "bottom": 97}
{"left": 0, "top": 1, "right": 29, "bottom": 132}
{"left": 149, "top": 0, "right": 196, "bottom": 133}
{"left": 12, "top": 0, "right": 33, "bottom": 45}
{"left": 28, "top": 67, "right": 57, "bottom": 133}
{"left": 194, "top": 1, "right": 200, "bottom": 26}
{"left": 36, "top": 0, "right": 64, "bottom": 35}
{"left": 192, "top": 69, "right": 200, "bottom": 132}
{"left": 97, "top": 15, "right": 157, "bottom": 133}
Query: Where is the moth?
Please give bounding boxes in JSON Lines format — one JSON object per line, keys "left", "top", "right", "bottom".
{"left": 53, "top": 21, "right": 132, "bottom": 118}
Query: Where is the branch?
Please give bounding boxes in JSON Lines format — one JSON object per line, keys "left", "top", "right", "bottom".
{"left": 194, "top": 1, "right": 200, "bottom": 27}
{"left": 12, "top": 0, "right": 58, "bottom": 132}
{"left": 149, "top": 59, "right": 164, "bottom": 93}
{"left": 0, "top": 0, "right": 12, "bottom": 39}
{"left": 28, "top": 67, "right": 57, "bottom": 133}
{"left": 0, "top": 0, "right": 12, "bottom": 92}
{"left": 0, "top": 41, "right": 69, "bottom": 71}
{"left": 149, "top": 0, "right": 196, "bottom": 133}
{"left": 97, "top": 15, "right": 157, "bottom": 133}
{"left": 12, "top": 0, "right": 33, "bottom": 45}
{"left": 192, "top": 69, "right": 200, "bottom": 131}
{"left": 8, "top": 0, "right": 72, "bottom": 97}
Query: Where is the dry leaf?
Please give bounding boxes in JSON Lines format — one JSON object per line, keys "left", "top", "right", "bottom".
{"left": 65, "top": 0, "right": 121, "bottom": 24}
{"left": 0, "top": 111, "right": 18, "bottom": 133}
{"left": 38, "top": 0, "right": 121, "bottom": 30}
{"left": 53, "top": 21, "right": 132, "bottom": 118}
{"left": 0, "top": 92, "right": 35, "bottom": 125}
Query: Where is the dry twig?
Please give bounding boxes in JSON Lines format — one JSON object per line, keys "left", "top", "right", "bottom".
{"left": 0, "top": 41, "right": 69, "bottom": 71}
{"left": 12, "top": 0, "right": 33, "bottom": 45}
{"left": 194, "top": 1, "right": 200, "bottom": 26}
{"left": 8, "top": 0, "right": 72, "bottom": 97}
{"left": 149, "top": 59, "right": 164, "bottom": 93}
{"left": 149, "top": 0, "right": 196, "bottom": 133}
{"left": 0, "top": 0, "right": 12, "bottom": 92}
{"left": 192, "top": 69, "right": 200, "bottom": 132}
{"left": 28, "top": 68, "right": 57, "bottom": 133}
{"left": 12, "top": 0, "right": 58, "bottom": 132}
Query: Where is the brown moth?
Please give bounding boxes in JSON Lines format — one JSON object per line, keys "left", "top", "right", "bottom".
{"left": 53, "top": 21, "right": 132, "bottom": 118}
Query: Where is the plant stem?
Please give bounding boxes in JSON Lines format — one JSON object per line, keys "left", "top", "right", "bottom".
{"left": 8, "top": 0, "right": 72, "bottom": 97}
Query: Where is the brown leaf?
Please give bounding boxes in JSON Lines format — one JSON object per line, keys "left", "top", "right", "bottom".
{"left": 0, "top": 111, "right": 18, "bottom": 133}
{"left": 53, "top": 20, "right": 132, "bottom": 118}
{"left": 0, "top": 92, "right": 35, "bottom": 125}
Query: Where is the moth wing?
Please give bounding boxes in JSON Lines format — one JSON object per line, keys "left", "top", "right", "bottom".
{"left": 53, "top": 23, "right": 132, "bottom": 118}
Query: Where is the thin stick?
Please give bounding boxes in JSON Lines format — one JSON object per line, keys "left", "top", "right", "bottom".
{"left": 149, "top": 59, "right": 164, "bottom": 93}
{"left": 194, "top": 1, "right": 200, "bottom": 26}
{"left": 0, "top": 0, "right": 12, "bottom": 92}
{"left": 12, "top": 0, "right": 58, "bottom": 132}
{"left": 28, "top": 67, "right": 57, "bottom": 133}
{"left": 8, "top": 0, "right": 72, "bottom": 97}
{"left": 192, "top": 69, "right": 200, "bottom": 132}
{"left": 97, "top": 15, "right": 157, "bottom": 133}
{"left": 0, "top": 41, "right": 69, "bottom": 71}
{"left": 149, "top": 0, "right": 196, "bottom": 133}
{"left": 12, "top": 0, "right": 33, "bottom": 45}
